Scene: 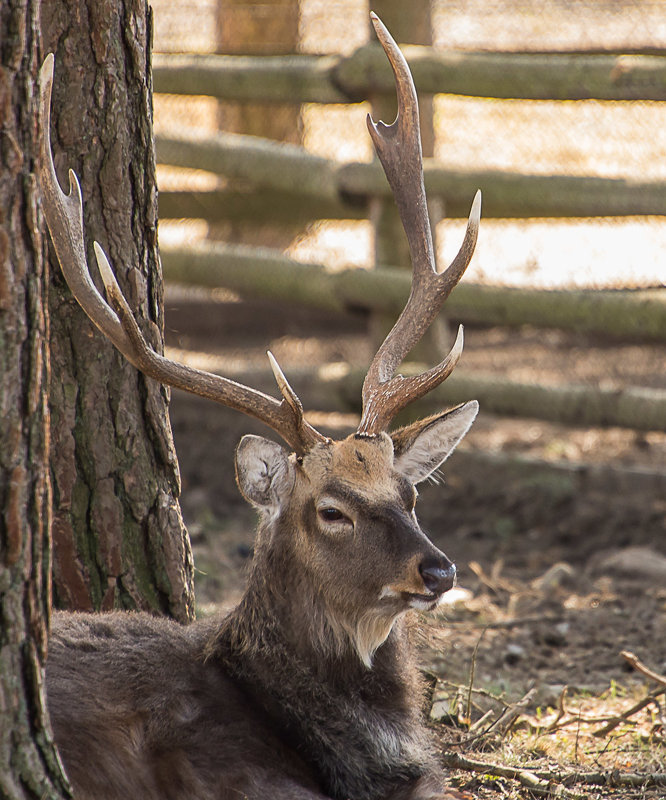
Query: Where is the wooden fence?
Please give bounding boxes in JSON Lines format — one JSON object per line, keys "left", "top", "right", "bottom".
{"left": 153, "top": 42, "right": 666, "bottom": 433}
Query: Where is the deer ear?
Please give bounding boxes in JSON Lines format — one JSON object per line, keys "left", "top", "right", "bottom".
{"left": 235, "top": 435, "right": 295, "bottom": 509}
{"left": 391, "top": 401, "right": 478, "bottom": 484}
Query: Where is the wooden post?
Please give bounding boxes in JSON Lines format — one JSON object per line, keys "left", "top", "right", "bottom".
{"left": 216, "top": 0, "right": 302, "bottom": 143}
{"left": 215, "top": 0, "right": 303, "bottom": 247}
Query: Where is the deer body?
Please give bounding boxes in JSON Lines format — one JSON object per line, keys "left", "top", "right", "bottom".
{"left": 48, "top": 612, "right": 424, "bottom": 800}
{"left": 40, "top": 13, "right": 483, "bottom": 799}
{"left": 47, "top": 423, "right": 476, "bottom": 800}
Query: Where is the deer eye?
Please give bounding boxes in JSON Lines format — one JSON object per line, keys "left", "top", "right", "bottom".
{"left": 318, "top": 506, "right": 350, "bottom": 525}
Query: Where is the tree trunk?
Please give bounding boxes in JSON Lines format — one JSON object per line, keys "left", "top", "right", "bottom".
{"left": 41, "top": 1, "right": 194, "bottom": 621}
{"left": 0, "top": 2, "right": 71, "bottom": 797}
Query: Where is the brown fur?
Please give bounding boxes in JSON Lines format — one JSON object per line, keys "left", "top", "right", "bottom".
{"left": 47, "top": 408, "right": 477, "bottom": 799}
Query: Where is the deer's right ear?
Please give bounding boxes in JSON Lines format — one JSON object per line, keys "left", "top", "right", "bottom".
{"left": 391, "top": 400, "right": 479, "bottom": 484}
{"left": 235, "top": 435, "right": 295, "bottom": 509}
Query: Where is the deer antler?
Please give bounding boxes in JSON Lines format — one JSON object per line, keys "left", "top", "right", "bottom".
{"left": 359, "top": 14, "right": 481, "bottom": 434}
{"left": 38, "top": 53, "right": 326, "bottom": 456}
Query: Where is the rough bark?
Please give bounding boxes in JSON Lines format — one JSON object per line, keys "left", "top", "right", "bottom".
{"left": 41, "top": 1, "right": 194, "bottom": 621}
{"left": 0, "top": 2, "right": 71, "bottom": 796}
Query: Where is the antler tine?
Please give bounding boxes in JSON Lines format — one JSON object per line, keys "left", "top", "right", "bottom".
{"left": 39, "top": 55, "right": 325, "bottom": 456}
{"left": 39, "top": 55, "right": 132, "bottom": 353}
{"left": 359, "top": 14, "right": 481, "bottom": 434}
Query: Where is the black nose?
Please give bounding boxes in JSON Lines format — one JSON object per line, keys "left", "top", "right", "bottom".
{"left": 419, "top": 557, "right": 456, "bottom": 595}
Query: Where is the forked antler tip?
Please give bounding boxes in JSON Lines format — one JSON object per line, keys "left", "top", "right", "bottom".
{"left": 449, "top": 324, "right": 465, "bottom": 366}
{"left": 465, "top": 189, "right": 482, "bottom": 243}
{"left": 92, "top": 242, "right": 125, "bottom": 323}
{"left": 93, "top": 242, "right": 114, "bottom": 290}
{"left": 369, "top": 11, "right": 391, "bottom": 46}
{"left": 267, "top": 351, "right": 330, "bottom": 452}
{"left": 266, "top": 350, "right": 283, "bottom": 381}
{"left": 267, "top": 351, "right": 304, "bottom": 418}
{"left": 365, "top": 112, "right": 390, "bottom": 142}
{"left": 66, "top": 167, "right": 82, "bottom": 202}
{"left": 40, "top": 52, "right": 55, "bottom": 85}
{"left": 471, "top": 189, "right": 482, "bottom": 220}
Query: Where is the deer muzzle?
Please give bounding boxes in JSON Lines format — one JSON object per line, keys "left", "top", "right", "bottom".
{"left": 419, "top": 556, "right": 456, "bottom": 596}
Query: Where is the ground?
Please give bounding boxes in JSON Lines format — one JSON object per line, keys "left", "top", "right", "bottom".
{"left": 166, "top": 288, "right": 666, "bottom": 799}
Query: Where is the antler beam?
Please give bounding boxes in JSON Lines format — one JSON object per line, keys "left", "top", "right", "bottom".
{"left": 39, "top": 54, "right": 326, "bottom": 456}
{"left": 359, "top": 13, "right": 481, "bottom": 434}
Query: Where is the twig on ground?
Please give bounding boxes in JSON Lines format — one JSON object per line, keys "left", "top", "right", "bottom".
{"left": 437, "top": 679, "right": 507, "bottom": 705}
{"left": 530, "top": 767, "right": 666, "bottom": 789}
{"left": 468, "top": 560, "right": 520, "bottom": 595}
{"left": 446, "top": 687, "right": 536, "bottom": 748}
{"left": 440, "top": 751, "right": 587, "bottom": 799}
{"left": 445, "top": 613, "right": 565, "bottom": 629}
{"left": 442, "top": 750, "right": 666, "bottom": 796}
{"left": 593, "top": 688, "right": 666, "bottom": 738}
{"left": 621, "top": 650, "right": 666, "bottom": 689}
{"left": 546, "top": 685, "right": 569, "bottom": 732}
{"left": 464, "top": 627, "right": 488, "bottom": 725}
{"left": 487, "top": 687, "right": 537, "bottom": 739}
{"left": 467, "top": 708, "right": 495, "bottom": 734}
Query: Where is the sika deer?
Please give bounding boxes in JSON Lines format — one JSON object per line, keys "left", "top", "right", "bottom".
{"left": 41, "top": 14, "right": 481, "bottom": 800}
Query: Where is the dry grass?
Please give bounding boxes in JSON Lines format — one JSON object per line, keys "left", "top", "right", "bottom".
{"left": 433, "top": 684, "right": 666, "bottom": 799}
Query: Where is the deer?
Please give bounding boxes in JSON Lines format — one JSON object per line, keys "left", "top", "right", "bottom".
{"left": 40, "top": 13, "right": 482, "bottom": 800}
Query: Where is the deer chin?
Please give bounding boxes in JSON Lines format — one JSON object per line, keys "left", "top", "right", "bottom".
{"left": 342, "top": 610, "right": 402, "bottom": 669}
{"left": 341, "top": 585, "right": 445, "bottom": 668}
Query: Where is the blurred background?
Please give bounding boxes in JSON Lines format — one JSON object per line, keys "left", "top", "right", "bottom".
{"left": 146, "top": 0, "right": 665, "bottom": 597}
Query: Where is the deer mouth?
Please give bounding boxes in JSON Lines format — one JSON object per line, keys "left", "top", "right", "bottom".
{"left": 401, "top": 590, "right": 440, "bottom": 609}
{"left": 378, "top": 585, "right": 444, "bottom": 610}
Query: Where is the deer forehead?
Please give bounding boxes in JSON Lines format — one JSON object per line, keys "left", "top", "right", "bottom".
{"left": 301, "top": 433, "right": 398, "bottom": 497}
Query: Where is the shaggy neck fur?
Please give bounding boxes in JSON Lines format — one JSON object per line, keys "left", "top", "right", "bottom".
{"left": 207, "top": 517, "right": 435, "bottom": 800}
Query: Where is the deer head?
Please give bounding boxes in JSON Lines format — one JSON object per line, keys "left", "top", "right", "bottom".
{"left": 39, "top": 15, "right": 481, "bottom": 667}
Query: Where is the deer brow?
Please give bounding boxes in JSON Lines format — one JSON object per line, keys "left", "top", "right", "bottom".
{"left": 320, "top": 480, "right": 413, "bottom": 517}
{"left": 319, "top": 482, "right": 376, "bottom": 514}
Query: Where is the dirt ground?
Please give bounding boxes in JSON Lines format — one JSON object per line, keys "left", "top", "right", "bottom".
{"left": 166, "top": 289, "right": 666, "bottom": 798}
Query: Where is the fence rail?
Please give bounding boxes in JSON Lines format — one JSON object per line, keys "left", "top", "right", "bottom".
{"left": 161, "top": 242, "right": 666, "bottom": 342}
{"left": 153, "top": 46, "right": 666, "bottom": 102}
{"left": 164, "top": 355, "right": 666, "bottom": 432}
{"left": 156, "top": 131, "right": 666, "bottom": 220}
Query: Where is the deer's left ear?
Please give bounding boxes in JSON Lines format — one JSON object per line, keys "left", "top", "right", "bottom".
{"left": 391, "top": 401, "right": 478, "bottom": 484}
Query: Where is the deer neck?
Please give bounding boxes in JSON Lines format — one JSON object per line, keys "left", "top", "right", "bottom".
{"left": 206, "top": 536, "right": 433, "bottom": 800}
{"left": 216, "top": 551, "right": 397, "bottom": 679}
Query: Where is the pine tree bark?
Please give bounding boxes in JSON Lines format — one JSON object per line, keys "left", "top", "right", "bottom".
{"left": 41, "top": 1, "right": 194, "bottom": 621}
{"left": 0, "top": 2, "right": 71, "bottom": 796}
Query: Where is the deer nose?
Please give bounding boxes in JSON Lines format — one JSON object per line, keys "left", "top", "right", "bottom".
{"left": 419, "top": 557, "right": 456, "bottom": 595}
